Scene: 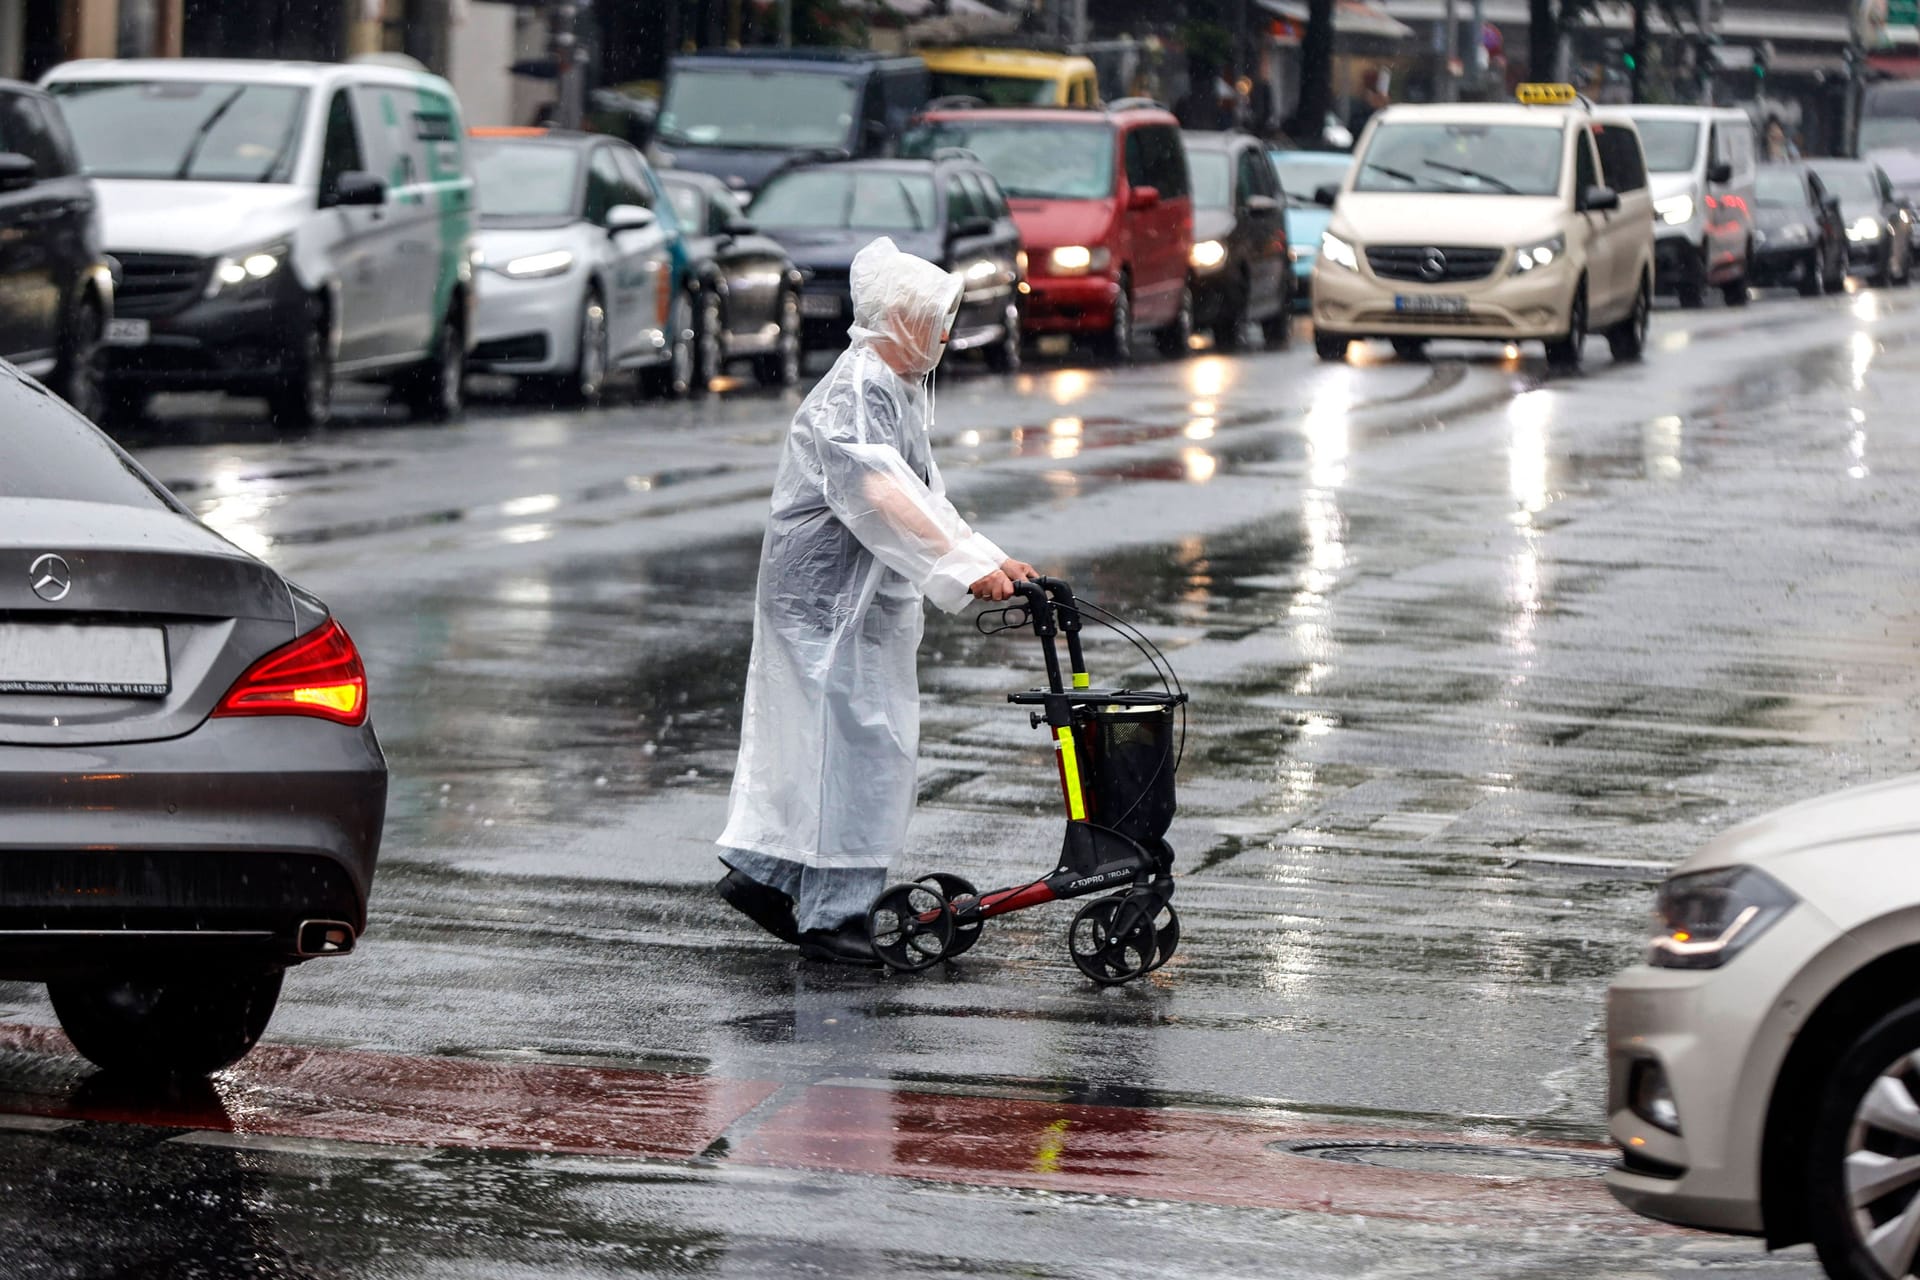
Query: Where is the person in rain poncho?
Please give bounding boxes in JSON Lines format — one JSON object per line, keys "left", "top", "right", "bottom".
{"left": 716, "top": 237, "right": 1037, "bottom": 964}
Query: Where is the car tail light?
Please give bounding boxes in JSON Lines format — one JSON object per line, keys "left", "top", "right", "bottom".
{"left": 213, "top": 618, "right": 368, "bottom": 726}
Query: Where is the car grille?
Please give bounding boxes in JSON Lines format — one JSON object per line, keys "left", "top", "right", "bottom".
{"left": 112, "top": 252, "right": 209, "bottom": 318}
{"left": 472, "top": 333, "right": 550, "bottom": 364}
{"left": 1356, "top": 309, "right": 1503, "bottom": 329}
{"left": 1366, "top": 245, "right": 1504, "bottom": 283}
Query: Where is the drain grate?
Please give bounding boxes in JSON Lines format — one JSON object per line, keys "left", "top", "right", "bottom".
{"left": 1274, "top": 1138, "right": 1613, "bottom": 1180}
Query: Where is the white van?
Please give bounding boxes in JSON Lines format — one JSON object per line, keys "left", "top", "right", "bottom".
{"left": 1608, "top": 105, "right": 1757, "bottom": 308}
{"left": 44, "top": 57, "right": 477, "bottom": 427}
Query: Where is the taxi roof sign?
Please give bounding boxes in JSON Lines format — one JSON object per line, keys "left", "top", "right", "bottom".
{"left": 1516, "top": 83, "right": 1580, "bottom": 105}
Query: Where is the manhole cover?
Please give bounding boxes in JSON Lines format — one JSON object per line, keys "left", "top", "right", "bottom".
{"left": 1274, "top": 1139, "right": 1612, "bottom": 1180}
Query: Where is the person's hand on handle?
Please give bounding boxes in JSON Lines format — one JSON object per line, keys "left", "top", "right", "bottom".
{"left": 969, "top": 570, "right": 1015, "bottom": 602}
{"left": 1001, "top": 557, "right": 1038, "bottom": 582}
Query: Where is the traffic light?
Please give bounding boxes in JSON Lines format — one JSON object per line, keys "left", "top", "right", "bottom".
{"left": 1753, "top": 40, "right": 1773, "bottom": 82}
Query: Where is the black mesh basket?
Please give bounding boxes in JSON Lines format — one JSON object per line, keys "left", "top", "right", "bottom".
{"left": 1081, "top": 703, "right": 1177, "bottom": 843}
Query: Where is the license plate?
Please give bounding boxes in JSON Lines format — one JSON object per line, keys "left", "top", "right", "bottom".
{"left": 0, "top": 624, "right": 169, "bottom": 696}
{"left": 105, "top": 318, "right": 149, "bottom": 346}
{"left": 1394, "top": 294, "right": 1468, "bottom": 315}
{"left": 800, "top": 292, "right": 842, "bottom": 319}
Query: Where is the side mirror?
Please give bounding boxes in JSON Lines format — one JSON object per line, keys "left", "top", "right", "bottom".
{"left": 1581, "top": 184, "right": 1620, "bottom": 213}
{"left": 606, "top": 203, "right": 655, "bottom": 234}
{"left": 949, "top": 215, "right": 994, "bottom": 240}
{"left": 1313, "top": 183, "right": 1339, "bottom": 208}
{"left": 323, "top": 170, "right": 386, "bottom": 209}
{"left": 1708, "top": 160, "right": 1733, "bottom": 185}
{"left": 1127, "top": 184, "right": 1161, "bottom": 210}
{"left": 0, "top": 152, "right": 35, "bottom": 192}
{"left": 1245, "top": 193, "right": 1280, "bottom": 216}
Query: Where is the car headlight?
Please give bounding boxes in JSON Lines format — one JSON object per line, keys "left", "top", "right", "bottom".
{"left": 1654, "top": 194, "right": 1694, "bottom": 226}
{"left": 1048, "top": 245, "right": 1111, "bottom": 276}
{"left": 1190, "top": 239, "right": 1227, "bottom": 270}
{"left": 496, "top": 249, "right": 576, "bottom": 279}
{"left": 1648, "top": 865, "right": 1796, "bottom": 970}
{"left": 1510, "top": 234, "right": 1565, "bottom": 274}
{"left": 204, "top": 240, "right": 288, "bottom": 299}
{"left": 1319, "top": 231, "right": 1358, "bottom": 272}
{"left": 1849, "top": 216, "right": 1883, "bottom": 242}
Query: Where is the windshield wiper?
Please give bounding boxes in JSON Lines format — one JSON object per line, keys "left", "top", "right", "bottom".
{"left": 1362, "top": 160, "right": 1419, "bottom": 186}
{"left": 1422, "top": 159, "right": 1520, "bottom": 194}
{"left": 172, "top": 86, "right": 247, "bottom": 180}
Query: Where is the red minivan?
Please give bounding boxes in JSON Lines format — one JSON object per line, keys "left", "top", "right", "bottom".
{"left": 903, "top": 101, "right": 1194, "bottom": 360}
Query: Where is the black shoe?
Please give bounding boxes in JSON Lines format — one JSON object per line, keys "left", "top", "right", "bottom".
{"left": 798, "top": 919, "right": 882, "bottom": 967}
{"left": 717, "top": 869, "right": 800, "bottom": 944}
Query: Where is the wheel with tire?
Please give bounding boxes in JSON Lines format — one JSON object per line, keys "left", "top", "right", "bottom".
{"left": 1607, "top": 276, "right": 1651, "bottom": 362}
{"left": 1390, "top": 337, "right": 1427, "bottom": 361}
{"left": 267, "top": 296, "right": 333, "bottom": 430}
{"left": 691, "top": 285, "right": 725, "bottom": 396}
{"left": 544, "top": 287, "right": 609, "bottom": 406}
{"left": 1261, "top": 280, "right": 1293, "bottom": 348}
{"left": 401, "top": 303, "right": 465, "bottom": 423}
{"left": 1676, "top": 246, "right": 1708, "bottom": 309}
{"left": 640, "top": 291, "right": 693, "bottom": 400}
{"left": 1807, "top": 999, "right": 1920, "bottom": 1280}
{"left": 1154, "top": 278, "right": 1194, "bottom": 358}
{"left": 983, "top": 300, "right": 1021, "bottom": 374}
{"left": 51, "top": 290, "right": 104, "bottom": 423}
{"left": 1313, "top": 329, "right": 1349, "bottom": 362}
{"left": 754, "top": 289, "right": 803, "bottom": 389}
{"left": 1828, "top": 242, "right": 1849, "bottom": 293}
{"left": 1801, "top": 250, "right": 1827, "bottom": 297}
{"left": 1898, "top": 240, "right": 1914, "bottom": 287}
{"left": 1874, "top": 245, "right": 1895, "bottom": 288}
{"left": 48, "top": 967, "right": 284, "bottom": 1078}
{"left": 1212, "top": 277, "right": 1248, "bottom": 353}
{"left": 1723, "top": 250, "right": 1752, "bottom": 306}
{"left": 1545, "top": 281, "right": 1588, "bottom": 374}
{"left": 1096, "top": 275, "right": 1134, "bottom": 363}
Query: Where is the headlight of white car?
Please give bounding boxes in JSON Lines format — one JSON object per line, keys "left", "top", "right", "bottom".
{"left": 204, "top": 240, "right": 289, "bottom": 299}
{"left": 1647, "top": 865, "right": 1796, "bottom": 970}
{"left": 1190, "top": 239, "right": 1228, "bottom": 270}
{"left": 496, "top": 249, "right": 576, "bottom": 279}
{"left": 1510, "top": 234, "right": 1565, "bottom": 274}
{"left": 1654, "top": 194, "right": 1694, "bottom": 226}
{"left": 1319, "top": 231, "right": 1358, "bottom": 272}
{"left": 1849, "top": 216, "right": 1883, "bottom": 242}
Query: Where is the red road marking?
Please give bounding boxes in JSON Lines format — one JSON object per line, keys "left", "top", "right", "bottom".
{"left": 0, "top": 1023, "right": 1664, "bottom": 1232}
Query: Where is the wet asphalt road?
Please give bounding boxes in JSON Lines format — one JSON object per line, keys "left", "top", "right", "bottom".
{"left": 9, "top": 288, "right": 1920, "bottom": 1277}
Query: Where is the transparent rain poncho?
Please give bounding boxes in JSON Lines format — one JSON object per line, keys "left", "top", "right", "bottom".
{"left": 718, "top": 237, "right": 1006, "bottom": 875}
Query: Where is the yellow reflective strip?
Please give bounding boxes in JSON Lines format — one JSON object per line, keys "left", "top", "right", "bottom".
{"left": 1072, "top": 671, "right": 1090, "bottom": 689}
{"left": 1055, "top": 727, "right": 1086, "bottom": 820}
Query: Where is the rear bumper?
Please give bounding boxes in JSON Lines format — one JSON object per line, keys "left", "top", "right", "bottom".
{"left": 105, "top": 267, "right": 308, "bottom": 393}
{"left": 0, "top": 716, "right": 387, "bottom": 978}
{"left": 1023, "top": 274, "right": 1119, "bottom": 335}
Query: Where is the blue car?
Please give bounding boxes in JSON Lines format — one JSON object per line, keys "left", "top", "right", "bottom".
{"left": 1269, "top": 150, "right": 1355, "bottom": 309}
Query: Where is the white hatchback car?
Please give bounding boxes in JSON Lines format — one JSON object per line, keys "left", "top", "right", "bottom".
{"left": 467, "top": 128, "right": 689, "bottom": 404}
{"left": 1607, "top": 773, "right": 1920, "bottom": 1279}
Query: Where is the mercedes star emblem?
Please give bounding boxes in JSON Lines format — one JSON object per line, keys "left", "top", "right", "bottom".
{"left": 1418, "top": 248, "right": 1449, "bottom": 282}
{"left": 29, "top": 553, "right": 71, "bottom": 602}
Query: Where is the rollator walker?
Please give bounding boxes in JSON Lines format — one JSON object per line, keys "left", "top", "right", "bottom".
{"left": 864, "top": 577, "right": 1188, "bottom": 985}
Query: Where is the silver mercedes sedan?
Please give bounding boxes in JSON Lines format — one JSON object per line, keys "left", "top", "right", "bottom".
{"left": 0, "top": 369, "right": 386, "bottom": 1078}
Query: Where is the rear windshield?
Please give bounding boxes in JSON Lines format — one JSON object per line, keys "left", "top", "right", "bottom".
{"left": 1632, "top": 120, "right": 1701, "bottom": 173}
{"left": 0, "top": 381, "right": 170, "bottom": 508}
{"left": 751, "top": 168, "right": 936, "bottom": 230}
{"left": 50, "top": 79, "right": 307, "bottom": 183}
{"left": 902, "top": 119, "right": 1114, "bottom": 200}
{"left": 472, "top": 140, "right": 581, "bottom": 219}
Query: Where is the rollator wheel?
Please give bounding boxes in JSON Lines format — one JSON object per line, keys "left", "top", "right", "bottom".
{"left": 917, "top": 874, "right": 983, "bottom": 959}
{"left": 1146, "top": 903, "right": 1180, "bottom": 972}
{"left": 1067, "top": 894, "right": 1158, "bottom": 986}
{"left": 867, "top": 882, "right": 955, "bottom": 973}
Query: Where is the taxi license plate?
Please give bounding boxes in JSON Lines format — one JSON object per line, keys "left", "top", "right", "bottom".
{"left": 0, "top": 624, "right": 169, "bottom": 696}
{"left": 105, "top": 318, "right": 149, "bottom": 346}
{"left": 1394, "top": 294, "right": 1467, "bottom": 315}
{"left": 801, "top": 293, "right": 842, "bottom": 319}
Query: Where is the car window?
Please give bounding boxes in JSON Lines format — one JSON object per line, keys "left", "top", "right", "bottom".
{"left": 0, "top": 94, "right": 57, "bottom": 177}
{"left": 319, "top": 89, "right": 363, "bottom": 195}
{"left": 1574, "top": 129, "right": 1597, "bottom": 194}
{"left": 473, "top": 140, "right": 580, "bottom": 219}
{"left": 662, "top": 178, "right": 703, "bottom": 230}
{"left": 1236, "top": 146, "right": 1268, "bottom": 204}
{"left": 958, "top": 172, "right": 992, "bottom": 221}
{"left": 0, "top": 379, "right": 170, "bottom": 508}
{"left": 1879, "top": 167, "right": 1896, "bottom": 202}
{"left": 1754, "top": 166, "right": 1808, "bottom": 207}
{"left": 1123, "top": 128, "right": 1149, "bottom": 189}
{"left": 1630, "top": 118, "right": 1700, "bottom": 174}
{"left": 1138, "top": 125, "right": 1188, "bottom": 198}
{"left": 661, "top": 66, "right": 857, "bottom": 150}
{"left": 902, "top": 119, "right": 1114, "bottom": 200}
{"left": 585, "top": 146, "right": 623, "bottom": 224}
{"left": 413, "top": 88, "right": 463, "bottom": 183}
{"left": 709, "top": 185, "right": 747, "bottom": 231}
{"left": 973, "top": 171, "right": 1009, "bottom": 217}
{"left": 751, "top": 168, "right": 937, "bottom": 231}
{"left": 1591, "top": 122, "right": 1646, "bottom": 192}
{"left": 352, "top": 84, "right": 414, "bottom": 188}
{"left": 51, "top": 79, "right": 307, "bottom": 182}
{"left": 1188, "top": 149, "right": 1230, "bottom": 208}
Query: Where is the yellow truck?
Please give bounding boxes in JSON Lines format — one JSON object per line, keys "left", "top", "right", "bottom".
{"left": 921, "top": 47, "right": 1100, "bottom": 108}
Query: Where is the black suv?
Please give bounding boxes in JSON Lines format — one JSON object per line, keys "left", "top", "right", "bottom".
{"left": 0, "top": 82, "right": 110, "bottom": 421}
{"left": 751, "top": 151, "right": 1025, "bottom": 371}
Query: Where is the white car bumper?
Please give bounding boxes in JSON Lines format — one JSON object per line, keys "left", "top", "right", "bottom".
{"left": 471, "top": 269, "right": 583, "bottom": 375}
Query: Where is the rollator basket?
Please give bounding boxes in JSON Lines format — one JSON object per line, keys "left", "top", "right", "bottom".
{"left": 1082, "top": 702, "right": 1176, "bottom": 842}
